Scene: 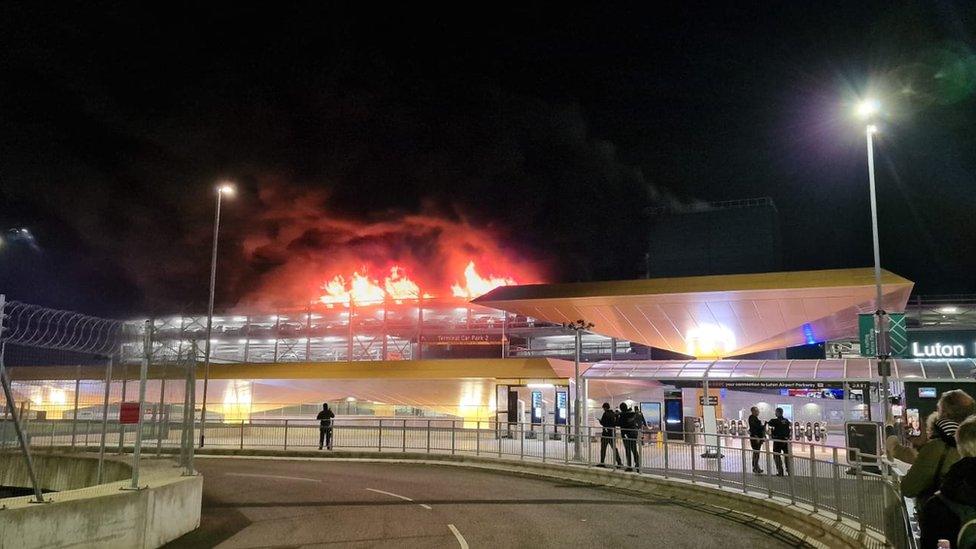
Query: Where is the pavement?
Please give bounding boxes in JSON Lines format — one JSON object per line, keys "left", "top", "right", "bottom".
{"left": 165, "top": 457, "right": 808, "bottom": 549}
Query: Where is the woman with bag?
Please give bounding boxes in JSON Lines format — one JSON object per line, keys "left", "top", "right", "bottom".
{"left": 902, "top": 391, "right": 976, "bottom": 508}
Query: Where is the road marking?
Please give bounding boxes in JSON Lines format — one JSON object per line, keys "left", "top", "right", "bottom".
{"left": 448, "top": 524, "right": 468, "bottom": 549}
{"left": 225, "top": 472, "right": 321, "bottom": 483}
{"left": 366, "top": 488, "right": 413, "bottom": 501}
{"left": 366, "top": 488, "right": 431, "bottom": 510}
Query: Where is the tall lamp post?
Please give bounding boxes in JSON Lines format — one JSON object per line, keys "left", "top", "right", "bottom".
{"left": 565, "top": 319, "right": 594, "bottom": 461}
{"left": 856, "top": 98, "right": 892, "bottom": 425}
{"left": 199, "top": 183, "right": 235, "bottom": 448}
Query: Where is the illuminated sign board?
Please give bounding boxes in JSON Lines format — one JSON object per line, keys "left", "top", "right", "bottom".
{"left": 419, "top": 333, "right": 505, "bottom": 345}
{"left": 908, "top": 330, "right": 976, "bottom": 358}
{"left": 555, "top": 391, "right": 568, "bottom": 425}
{"left": 531, "top": 391, "right": 543, "bottom": 424}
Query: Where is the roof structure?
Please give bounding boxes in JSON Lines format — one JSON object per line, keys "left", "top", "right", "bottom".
{"left": 582, "top": 358, "right": 976, "bottom": 382}
{"left": 474, "top": 268, "right": 914, "bottom": 357}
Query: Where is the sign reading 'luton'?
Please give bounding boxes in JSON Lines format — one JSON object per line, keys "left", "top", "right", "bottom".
{"left": 911, "top": 342, "right": 970, "bottom": 358}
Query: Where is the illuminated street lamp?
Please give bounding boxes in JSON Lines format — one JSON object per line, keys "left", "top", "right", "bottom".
{"left": 855, "top": 98, "right": 892, "bottom": 425}
{"left": 199, "top": 182, "right": 235, "bottom": 447}
{"left": 564, "top": 319, "right": 594, "bottom": 461}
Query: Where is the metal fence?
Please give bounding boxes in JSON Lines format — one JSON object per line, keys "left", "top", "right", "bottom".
{"left": 7, "top": 414, "right": 914, "bottom": 548}
{"left": 0, "top": 297, "right": 201, "bottom": 502}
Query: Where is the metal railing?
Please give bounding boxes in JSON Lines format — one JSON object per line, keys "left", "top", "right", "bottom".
{"left": 5, "top": 416, "right": 914, "bottom": 548}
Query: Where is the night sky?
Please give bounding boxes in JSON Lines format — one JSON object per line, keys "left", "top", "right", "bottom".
{"left": 1, "top": 3, "right": 975, "bottom": 317}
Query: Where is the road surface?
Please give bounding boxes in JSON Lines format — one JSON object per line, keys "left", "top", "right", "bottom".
{"left": 167, "top": 457, "right": 806, "bottom": 548}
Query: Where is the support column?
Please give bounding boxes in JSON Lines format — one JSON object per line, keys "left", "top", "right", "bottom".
{"left": 70, "top": 364, "right": 81, "bottom": 448}
{"left": 117, "top": 362, "right": 128, "bottom": 454}
{"left": 97, "top": 356, "right": 113, "bottom": 484}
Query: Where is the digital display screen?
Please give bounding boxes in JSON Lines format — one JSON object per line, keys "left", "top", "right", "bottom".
{"left": 784, "top": 388, "right": 844, "bottom": 399}
{"left": 555, "top": 391, "right": 567, "bottom": 424}
{"left": 918, "top": 387, "right": 937, "bottom": 399}
{"left": 640, "top": 402, "right": 662, "bottom": 431}
{"left": 530, "top": 391, "right": 543, "bottom": 424}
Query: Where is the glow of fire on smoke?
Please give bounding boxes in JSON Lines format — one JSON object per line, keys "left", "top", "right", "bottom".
{"left": 319, "top": 261, "right": 516, "bottom": 306}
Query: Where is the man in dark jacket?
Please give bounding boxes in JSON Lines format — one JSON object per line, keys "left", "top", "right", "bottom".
{"left": 920, "top": 415, "right": 976, "bottom": 549}
{"left": 618, "top": 402, "right": 641, "bottom": 472}
{"left": 767, "top": 407, "right": 791, "bottom": 476}
{"left": 748, "top": 406, "right": 766, "bottom": 474}
{"left": 598, "top": 402, "right": 622, "bottom": 467}
{"left": 317, "top": 402, "right": 335, "bottom": 450}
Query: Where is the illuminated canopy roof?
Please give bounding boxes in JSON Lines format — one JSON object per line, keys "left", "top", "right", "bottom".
{"left": 583, "top": 358, "right": 976, "bottom": 382}
{"left": 474, "top": 268, "right": 914, "bottom": 357}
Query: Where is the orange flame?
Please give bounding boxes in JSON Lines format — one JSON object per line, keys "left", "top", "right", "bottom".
{"left": 384, "top": 266, "right": 424, "bottom": 302}
{"left": 319, "top": 261, "right": 516, "bottom": 305}
{"left": 319, "top": 271, "right": 385, "bottom": 306}
{"left": 451, "top": 261, "right": 516, "bottom": 299}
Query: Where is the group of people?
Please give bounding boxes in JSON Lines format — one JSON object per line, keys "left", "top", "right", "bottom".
{"left": 747, "top": 406, "right": 794, "bottom": 476}
{"left": 598, "top": 402, "right": 646, "bottom": 471}
{"left": 887, "top": 389, "right": 976, "bottom": 549}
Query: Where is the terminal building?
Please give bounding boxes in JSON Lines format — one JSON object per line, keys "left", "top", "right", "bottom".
{"left": 27, "top": 266, "right": 948, "bottom": 439}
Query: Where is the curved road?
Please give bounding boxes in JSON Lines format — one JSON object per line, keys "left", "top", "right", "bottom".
{"left": 167, "top": 458, "right": 805, "bottom": 548}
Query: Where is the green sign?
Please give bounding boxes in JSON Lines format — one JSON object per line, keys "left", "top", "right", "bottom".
{"left": 859, "top": 314, "right": 877, "bottom": 356}
{"left": 858, "top": 312, "right": 907, "bottom": 358}
{"left": 888, "top": 312, "right": 907, "bottom": 358}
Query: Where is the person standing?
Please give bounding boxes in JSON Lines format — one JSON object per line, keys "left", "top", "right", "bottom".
{"left": 618, "top": 402, "right": 641, "bottom": 472}
{"left": 902, "top": 390, "right": 975, "bottom": 509}
{"left": 317, "top": 402, "right": 335, "bottom": 450}
{"left": 920, "top": 415, "right": 976, "bottom": 549}
{"left": 767, "top": 407, "right": 791, "bottom": 476}
{"left": 598, "top": 402, "right": 622, "bottom": 468}
{"left": 748, "top": 406, "right": 766, "bottom": 474}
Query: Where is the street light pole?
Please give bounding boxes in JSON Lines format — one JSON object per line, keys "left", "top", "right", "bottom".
{"left": 565, "top": 319, "right": 594, "bottom": 461}
{"left": 199, "top": 183, "right": 234, "bottom": 448}
{"left": 865, "top": 124, "right": 892, "bottom": 425}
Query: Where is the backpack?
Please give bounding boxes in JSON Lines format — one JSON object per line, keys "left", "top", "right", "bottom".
{"left": 937, "top": 493, "right": 976, "bottom": 549}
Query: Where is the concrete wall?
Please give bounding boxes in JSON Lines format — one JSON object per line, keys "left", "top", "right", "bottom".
{"left": 0, "top": 452, "right": 130, "bottom": 491}
{"left": 0, "top": 456, "right": 202, "bottom": 549}
{"left": 0, "top": 473, "right": 202, "bottom": 549}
